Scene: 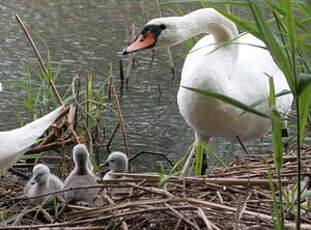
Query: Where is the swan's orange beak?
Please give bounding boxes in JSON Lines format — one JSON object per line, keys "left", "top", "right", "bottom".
{"left": 123, "top": 31, "right": 156, "bottom": 55}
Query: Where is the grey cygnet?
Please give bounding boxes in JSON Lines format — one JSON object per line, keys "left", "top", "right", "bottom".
{"left": 24, "top": 163, "right": 63, "bottom": 204}
{"left": 62, "top": 144, "right": 101, "bottom": 206}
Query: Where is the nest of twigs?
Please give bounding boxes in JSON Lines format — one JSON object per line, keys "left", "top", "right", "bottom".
{"left": 2, "top": 13, "right": 310, "bottom": 229}
{"left": 1, "top": 145, "right": 311, "bottom": 230}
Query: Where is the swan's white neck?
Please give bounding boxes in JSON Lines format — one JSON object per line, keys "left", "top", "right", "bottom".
{"left": 183, "top": 8, "right": 238, "bottom": 43}
{"left": 150, "top": 8, "right": 239, "bottom": 48}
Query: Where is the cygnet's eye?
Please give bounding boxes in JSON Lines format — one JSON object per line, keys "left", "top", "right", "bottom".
{"left": 38, "top": 173, "right": 43, "bottom": 177}
{"left": 110, "top": 160, "right": 114, "bottom": 163}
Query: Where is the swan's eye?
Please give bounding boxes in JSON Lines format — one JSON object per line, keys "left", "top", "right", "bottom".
{"left": 159, "top": 24, "right": 166, "bottom": 30}
{"left": 140, "top": 34, "right": 147, "bottom": 42}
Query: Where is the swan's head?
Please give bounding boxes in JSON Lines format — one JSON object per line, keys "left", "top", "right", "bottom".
{"left": 73, "top": 144, "right": 90, "bottom": 168}
{"left": 123, "top": 17, "right": 185, "bottom": 55}
{"left": 101, "top": 151, "right": 128, "bottom": 173}
{"left": 31, "top": 164, "right": 50, "bottom": 185}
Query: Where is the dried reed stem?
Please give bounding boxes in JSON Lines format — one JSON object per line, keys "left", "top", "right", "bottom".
{"left": 15, "top": 14, "right": 63, "bottom": 105}
{"left": 109, "top": 78, "right": 129, "bottom": 156}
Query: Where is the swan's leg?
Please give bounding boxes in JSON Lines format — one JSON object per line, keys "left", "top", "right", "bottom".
{"left": 180, "top": 142, "right": 197, "bottom": 176}
{"left": 180, "top": 133, "right": 210, "bottom": 176}
{"left": 180, "top": 133, "right": 204, "bottom": 176}
{"left": 201, "top": 151, "right": 208, "bottom": 175}
{"left": 282, "top": 119, "right": 289, "bottom": 154}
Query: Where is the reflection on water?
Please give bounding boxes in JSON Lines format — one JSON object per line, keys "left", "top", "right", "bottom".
{"left": 0, "top": 0, "right": 275, "bottom": 172}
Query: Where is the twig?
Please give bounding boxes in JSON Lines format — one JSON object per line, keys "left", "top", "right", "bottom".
{"left": 109, "top": 173, "right": 291, "bottom": 187}
{"left": 106, "top": 121, "right": 120, "bottom": 151}
{"left": 155, "top": 0, "right": 175, "bottom": 79}
{"left": 25, "top": 139, "right": 73, "bottom": 154}
{"left": 198, "top": 207, "right": 220, "bottom": 230}
{"left": 66, "top": 104, "right": 80, "bottom": 144}
{"left": 129, "top": 151, "right": 174, "bottom": 167}
{"left": 119, "top": 59, "right": 125, "bottom": 96}
{"left": 165, "top": 203, "right": 200, "bottom": 230}
{"left": 7, "top": 168, "right": 29, "bottom": 180}
{"left": 102, "top": 189, "right": 129, "bottom": 230}
{"left": 109, "top": 77, "right": 129, "bottom": 156}
{"left": 15, "top": 14, "right": 63, "bottom": 105}
{"left": 125, "top": 23, "right": 136, "bottom": 84}
{"left": 0, "top": 205, "right": 196, "bottom": 229}
{"left": 236, "top": 135, "right": 250, "bottom": 155}
{"left": 3, "top": 185, "right": 109, "bottom": 203}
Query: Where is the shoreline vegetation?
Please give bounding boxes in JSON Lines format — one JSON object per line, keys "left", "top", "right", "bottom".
{"left": 0, "top": 0, "right": 310, "bottom": 229}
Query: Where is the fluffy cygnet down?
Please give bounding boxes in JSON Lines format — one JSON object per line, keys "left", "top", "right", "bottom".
{"left": 24, "top": 163, "right": 63, "bottom": 204}
{"left": 62, "top": 144, "right": 102, "bottom": 206}
{"left": 102, "top": 151, "right": 128, "bottom": 180}
{"left": 101, "top": 151, "right": 129, "bottom": 198}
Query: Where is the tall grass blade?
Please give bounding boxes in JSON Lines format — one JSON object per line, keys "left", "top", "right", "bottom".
{"left": 166, "top": 0, "right": 249, "bottom": 7}
{"left": 195, "top": 143, "right": 204, "bottom": 175}
{"left": 268, "top": 75, "right": 285, "bottom": 229}
{"left": 297, "top": 73, "right": 311, "bottom": 143}
{"left": 264, "top": 157, "right": 283, "bottom": 230}
{"left": 182, "top": 86, "right": 274, "bottom": 119}
{"left": 248, "top": 0, "right": 296, "bottom": 94}
{"left": 202, "top": 144, "right": 227, "bottom": 167}
{"left": 268, "top": 76, "right": 283, "bottom": 173}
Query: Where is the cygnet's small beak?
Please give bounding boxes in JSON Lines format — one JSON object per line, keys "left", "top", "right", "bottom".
{"left": 100, "top": 161, "right": 109, "bottom": 168}
{"left": 31, "top": 177, "right": 38, "bottom": 185}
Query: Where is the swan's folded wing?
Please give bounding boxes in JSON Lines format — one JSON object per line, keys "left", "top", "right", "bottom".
{"left": 0, "top": 105, "right": 65, "bottom": 171}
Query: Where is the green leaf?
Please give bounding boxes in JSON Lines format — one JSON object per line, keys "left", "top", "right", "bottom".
{"left": 182, "top": 86, "right": 273, "bottom": 119}
{"left": 195, "top": 143, "right": 204, "bottom": 175}
{"left": 268, "top": 76, "right": 283, "bottom": 173}
{"left": 298, "top": 78, "right": 311, "bottom": 143}
{"left": 297, "top": 73, "right": 311, "bottom": 96}
{"left": 203, "top": 144, "right": 227, "bottom": 167}
{"left": 248, "top": 0, "right": 296, "bottom": 94}
{"left": 301, "top": 190, "right": 311, "bottom": 200}
{"left": 21, "top": 153, "right": 42, "bottom": 160}
{"left": 166, "top": 0, "right": 249, "bottom": 7}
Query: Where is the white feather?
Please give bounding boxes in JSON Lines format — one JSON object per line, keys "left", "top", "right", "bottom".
{"left": 0, "top": 105, "right": 65, "bottom": 171}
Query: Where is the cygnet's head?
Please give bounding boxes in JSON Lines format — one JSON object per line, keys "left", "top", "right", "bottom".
{"left": 102, "top": 152, "right": 128, "bottom": 173}
{"left": 72, "top": 144, "right": 90, "bottom": 167}
{"left": 31, "top": 164, "right": 50, "bottom": 185}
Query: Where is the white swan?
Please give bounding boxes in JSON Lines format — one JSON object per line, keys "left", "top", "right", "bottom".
{"left": 0, "top": 105, "right": 65, "bottom": 172}
{"left": 123, "top": 8, "right": 293, "bottom": 173}
{"left": 102, "top": 151, "right": 128, "bottom": 180}
{"left": 62, "top": 144, "right": 101, "bottom": 206}
{"left": 24, "top": 163, "right": 63, "bottom": 204}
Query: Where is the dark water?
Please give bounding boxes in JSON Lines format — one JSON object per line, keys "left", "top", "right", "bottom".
{"left": 0, "top": 0, "right": 276, "bottom": 172}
